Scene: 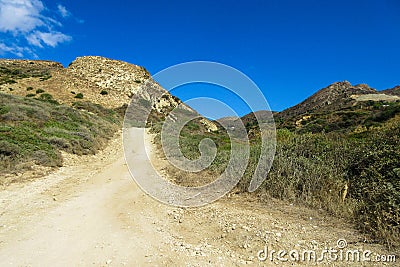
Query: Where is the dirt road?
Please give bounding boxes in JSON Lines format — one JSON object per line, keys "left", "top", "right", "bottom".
{"left": 0, "top": 128, "right": 396, "bottom": 266}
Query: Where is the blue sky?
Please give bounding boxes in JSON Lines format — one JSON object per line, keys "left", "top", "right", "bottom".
{"left": 0, "top": 0, "right": 399, "bottom": 117}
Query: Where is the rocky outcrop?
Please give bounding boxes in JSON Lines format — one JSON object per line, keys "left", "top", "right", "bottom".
{"left": 67, "top": 56, "right": 150, "bottom": 98}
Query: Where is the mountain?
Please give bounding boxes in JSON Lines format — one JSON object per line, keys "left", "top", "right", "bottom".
{"left": 277, "top": 81, "right": 375, "bottom": 119}
{"left": 235, "top": 81, "right": 400, "bottom": 134}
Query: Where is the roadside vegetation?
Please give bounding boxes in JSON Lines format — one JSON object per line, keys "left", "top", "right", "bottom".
{"left": 150, "top": 104, "right": 400, "bottom": 248}
{"left": 0, "top": 93, "right": 121, "bottom": 178}
{"left": 254, "top": 122, "right": 399, "bottom": 248}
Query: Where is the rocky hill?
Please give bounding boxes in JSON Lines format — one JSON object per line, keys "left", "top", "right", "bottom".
{"left": 0, "top": 56, "right": 169, "bottom": 108}
{"left": 278, "top": 81, "right": 376, "bottom": 119}
{"left": 0, "top": 56, "right": 216, "bottom": 129}
{"left": 233, "top": 81, "right": 400, "bottom": 134}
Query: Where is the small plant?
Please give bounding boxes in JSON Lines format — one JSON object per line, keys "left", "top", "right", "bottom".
{"left": 6, "top": 79, "right": 16, "bottom": 84}
{"left": 70, "top": 91, "right": 76, "bottom": 94}
{"left": 74, "top": 93, "right": 84, "bottom": 99}
{"left": 26, "top": 86, "right": 34, "bottom": 91}
{"left": 37, "top": 93, "right": 59, "bottom": 105}
{"left": 0, "top": 106, "right": 10, "bottom": 115}
{"left": 26, "top": 93, "right": 36, "bottom": 97}
{"left": 100, "top": 90, "right": 108, "bottom": 95}
{"left": 36, "top": 88, "right": 45, "bottom": 94}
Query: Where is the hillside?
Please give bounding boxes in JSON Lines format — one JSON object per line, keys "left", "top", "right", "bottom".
{"left": 270, "top": 81, "right": 400, "bottom": 133}
{"left": 0, "top": 57, "right": 187, "bottom": 111}
{"left": 0, "top": 92, "right": 121, "bottom": 184}
{"left": 383, "top": 85, "right": 400, "bottom": 96}
{"left": 277, "top": 81, "right": 376, "bottom": 118}
{"left": 217, "top": 81, "right": 399, "bottom": 135}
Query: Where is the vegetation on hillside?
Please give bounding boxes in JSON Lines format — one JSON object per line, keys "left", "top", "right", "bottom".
{"left": 253, "top": 122, "right": 399, "bottom": 247}
{"left": 0, "top": 63, "right": 51, "bottom": 85}
{"left": 0, "top": 93, "right": 121, "bottom": 178}
{"left": 276, "top": 100, "right": 400, "bottom": 133}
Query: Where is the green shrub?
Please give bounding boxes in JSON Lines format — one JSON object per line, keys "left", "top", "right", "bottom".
{"left": 5, "top": 79, "right": 16, "bottom": 84}
{"left": 0, "top": 105, "right": 10, "bottom": 115}
{"left": 100, "top": 90, "right": 108, "bottom": 95}
{"left": 26, "top": 93, "right": 36, "bottom": 97}
{"left": 0, "top": 140, "right": 21, "bottom": 156}
{"left": 36, "top": 88, "right": 45, "bottom": 94}
{"left": 26, "top": 86, "right": 34, "bottom": 91}
{"left": 37, "top": 93, "right": 59, "bottom": 105}
{"left": 74, "top": 93, "right": 84, "bottom": 99}
{"left": 347, "top": 124, "right": 400, "bottom": 246}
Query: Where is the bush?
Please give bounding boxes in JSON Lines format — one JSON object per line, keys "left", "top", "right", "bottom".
{"left": 74, "top": 93, "right": 84, "bottom": 99}
{"left": 347, "top": 124, "right": 400, "bottom": 246}
{"left": 0, "top": 141, "right": 21, "bottom": 157}
{"left": 26, "top": 93, "right": 36, "bottom": 97}
{"left": 100, "top": 90, "right": 108, "bottom": 95}
{"left": 37, "top": 93, "right": 59, "bottom": 105}
{"left": 26, "top": 86, "right": 34, "bottom": 91}
{"left": 36, "top": 88, "right": 45, "bottom": 94}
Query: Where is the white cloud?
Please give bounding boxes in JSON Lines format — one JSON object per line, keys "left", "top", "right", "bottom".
{"left": 0, "top": 42, "right": 37, "bottom": 58}
{"left": 57, "top": 4, "right": 70, "bottom": 18}
{"left": 0, "top": 0, "right": 44, "bottom": 33}
{"left": 0, "top": 0, "right": 74, "bottom": 57}
{"left": 27, "top": 30, "right": 72, "bottom": 47}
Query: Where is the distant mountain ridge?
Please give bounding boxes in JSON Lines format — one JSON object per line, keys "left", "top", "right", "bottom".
{"left": 276, "top": 81, "right": 391, "bottom": 119}
{"left": 217, "top": 81, "right": 400, "bottom": 134}
{"left": 275, "top": 81, "right": 400, "bottom": 132}
{"left": 382, "top": 85, "right": 400, "bottom": 96}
